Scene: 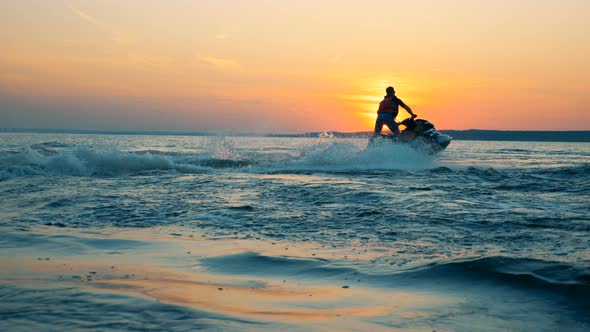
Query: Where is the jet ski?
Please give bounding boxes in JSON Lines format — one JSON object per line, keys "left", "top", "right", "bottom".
{"left": 369, "top": 117, "right": 452, "bottom": 153}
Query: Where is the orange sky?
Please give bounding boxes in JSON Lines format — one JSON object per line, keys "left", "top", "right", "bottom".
{"left": 0, "top": 0, "right": 589, "bottom": 132}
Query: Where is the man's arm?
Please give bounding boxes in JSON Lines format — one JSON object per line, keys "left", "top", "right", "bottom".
{"left": 397, "top": 98, "right": 417, "bottom": 118}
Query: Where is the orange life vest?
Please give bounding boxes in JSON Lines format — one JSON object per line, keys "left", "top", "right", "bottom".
{"left": 377, "top": 96, "right": 398, "bottom": 116}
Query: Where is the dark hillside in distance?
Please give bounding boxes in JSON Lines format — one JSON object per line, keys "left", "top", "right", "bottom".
{"left": 440, "top": 130, "right": 590, "bottom": 142}
{"left": 279, "top": 130, "right": 590, "bottom": 142}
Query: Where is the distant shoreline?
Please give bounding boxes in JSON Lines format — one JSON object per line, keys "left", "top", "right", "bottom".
{"left": 1, "top": 128, "right": 590, "bottom": 143}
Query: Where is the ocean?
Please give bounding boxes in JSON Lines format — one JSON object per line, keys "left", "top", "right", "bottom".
{"left": 1, "top": 132, "right": 589, "bottom": 331}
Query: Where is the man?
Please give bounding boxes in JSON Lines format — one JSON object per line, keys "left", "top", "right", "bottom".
{"left": 374, "top": 86, "right": 416, "bottom": 136}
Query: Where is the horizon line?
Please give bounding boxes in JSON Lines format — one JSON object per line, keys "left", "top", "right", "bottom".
{"left": 2, "top": 127, "right": 590, "bottom": 135}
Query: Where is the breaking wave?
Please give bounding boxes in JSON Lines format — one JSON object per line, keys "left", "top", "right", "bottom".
{"left": 2, "top": 141, "right": 590, "bottom": 184}
{"left": 0, "top": 147, "right": 210, "bottom": 179}
{"left": 0, "top": 138, "right": 439, "bottom": 180}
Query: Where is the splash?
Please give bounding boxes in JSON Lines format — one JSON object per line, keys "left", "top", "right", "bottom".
{"left": 0, "top": 135, "right": 443, "bottom": 180}
{"left": 0, "top": 146, "right": 206, "bottom": 179}
{"left": 206, "top": 136, "right": 242, "bottom": 161}
{"left": 276, "top": 133, "right": 437, "bottom": 171}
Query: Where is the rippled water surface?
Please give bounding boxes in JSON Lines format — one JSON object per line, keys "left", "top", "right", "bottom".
{"left": 1, "top": 133, "right": 589, "bottom": 331}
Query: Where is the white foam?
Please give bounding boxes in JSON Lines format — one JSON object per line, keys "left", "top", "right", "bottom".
{"left": 0, "top": 146, "right": 208, "bottom": 179}
{"left": 206, "top": 136, "right": 242, "bottom": 160}
{"left": 268, "top": 136, "right": 438, "bottom": 172}
{"left": 0, "top": 136, "right": 440, "bottom": 180}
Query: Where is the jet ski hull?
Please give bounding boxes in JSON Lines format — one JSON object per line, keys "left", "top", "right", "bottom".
{"left": 368, "top": 118, "right": 452, "bottom": 154}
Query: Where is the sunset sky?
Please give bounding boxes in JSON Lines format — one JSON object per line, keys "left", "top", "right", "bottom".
{"left": 1, "top": 0, "right": 588, "bottom": 133}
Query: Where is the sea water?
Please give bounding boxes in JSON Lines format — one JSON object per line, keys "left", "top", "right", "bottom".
{"left": 1, "top": 133, "right": 589, "bottom": 331}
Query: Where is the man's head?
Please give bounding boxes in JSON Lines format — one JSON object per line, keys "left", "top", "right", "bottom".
{"left": 386, "top": 86, "right": 395, "bottom": 96}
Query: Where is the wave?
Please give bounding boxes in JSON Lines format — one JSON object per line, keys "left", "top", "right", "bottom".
{"left": 201, "top": 252, "right": 590, "bottom": 308}
{"left": 404, "top": 256, "right": 590, "bottom": 287}
{"left": 202, "top": 252, "right": 354, "bottom": 277}
{"left": 3, "top": 139, "right": 589, "bottom": 182}
{"left": 531, "top": 164, "right": 590, "bottom": 177}
{"left": 395, "top": 256, "right": 590, "bottom": 313}
{"left": 205, "top": 253, "right": 590, "bottom": 288}
{"left": 202, "top": 251, "right": 589, "bottom": 285}
{"left": 29, "top": 141, "right": 72, "bottom": 150}
{"left": 429, "top": 165, "right": 590, "bottom": 192}
{"left": 0, "top": 285, "right": 252, "bottom": 332}
{"left": 0, "top": 137, "right": 440, "bottom": 180}
{"left": 0, "top": 147, "right": 214, "bottom": 179}
{"left": 265, "top": 139, "right": 438, "bottom": 173}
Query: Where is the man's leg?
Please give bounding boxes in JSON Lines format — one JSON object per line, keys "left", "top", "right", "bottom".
{"left": 386, "top": 118, "right": 400, "bottom": 136}
{"left": 374, "top": 115, "right": 384, "bottom": 134}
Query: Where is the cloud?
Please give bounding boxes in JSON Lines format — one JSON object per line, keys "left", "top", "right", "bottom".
{"left": 198, "top": 55, "right": 241, "bottom": 70}
{"left": 333, "top": 94, "right": 381, "bottom": 103}
{"left": 66, "top": 3, "right": 130, "bottom": 45}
